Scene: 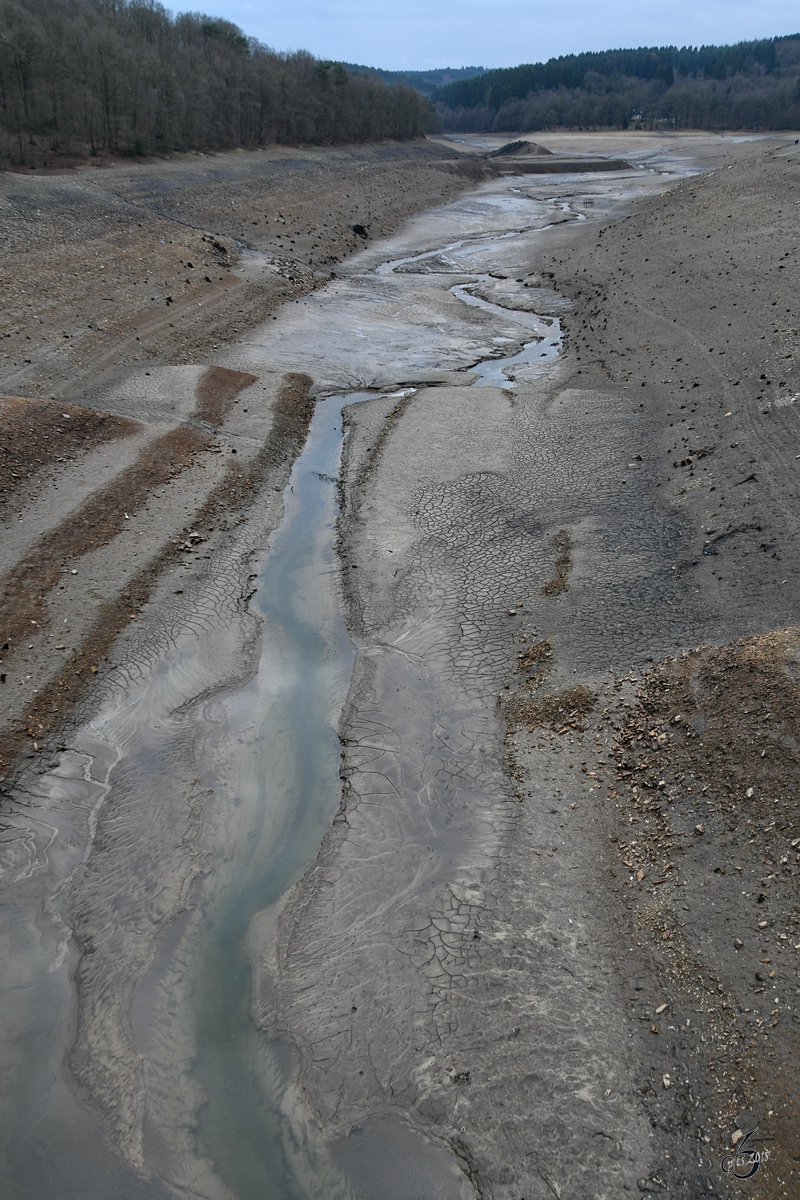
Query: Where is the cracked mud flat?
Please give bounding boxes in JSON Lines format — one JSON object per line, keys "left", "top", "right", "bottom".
{"left": 2, "top": 132, "right": 800, "bottom": 1199}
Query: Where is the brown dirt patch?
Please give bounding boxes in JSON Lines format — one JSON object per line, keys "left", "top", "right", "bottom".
{"left": 541, "top": 528, "right": 571, "bottom": 596}
{"left": 194, "top": 365, "right": 257, "bottom": 426}
{"left": 0, "top": 396, "right": 137, "bottom": 517}
{"left": 516, "top": 638, "right": 554, "bottom": 674}
{"left": 606, "top": 629, "right": 800, "bottom": 1198}
{"left": 505, "top": 638, "right": 595, "bottom": 735}
{"left": 0, "top": 373, "right": 315, "bottom": 774}
{"left": 504, "top": 679, "right": 596, "bottom": 733}
{"left": 610, "top": 628, "right": 800, "bottom": 836}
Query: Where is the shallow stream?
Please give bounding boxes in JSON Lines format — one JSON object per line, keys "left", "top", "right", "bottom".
{"left": 185, "top": 270, "right": 567, "bottom": 1197}
{"left": 0, "top": 163, "right": 680, "bottom": 1198}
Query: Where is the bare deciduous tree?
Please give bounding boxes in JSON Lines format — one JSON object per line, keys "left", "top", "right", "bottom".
{"left": 0, "top": 0, "right": 431, "bottom": 165}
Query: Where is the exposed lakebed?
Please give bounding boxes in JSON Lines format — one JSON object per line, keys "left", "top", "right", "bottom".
{"left": 0, "top": 160, "right": 681, "bottom": 1198}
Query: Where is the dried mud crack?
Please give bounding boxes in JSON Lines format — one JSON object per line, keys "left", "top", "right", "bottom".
{"left": 4, "top": 133, "right": 800, "bottom": 1200}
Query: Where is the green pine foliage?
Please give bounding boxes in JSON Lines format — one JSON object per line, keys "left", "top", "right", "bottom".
{"left": 432, "top": 36, "right": 800, "bottom": 131}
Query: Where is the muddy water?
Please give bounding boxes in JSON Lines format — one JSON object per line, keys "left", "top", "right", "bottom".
{"left": 0, "top": 164, "right": 682, "bottom": 1198}
{"left": 178, "top": 395, "right": 469, "bottom": 1199}
{"left": 161, "top": 394, "right": 357, "bottom": 1200}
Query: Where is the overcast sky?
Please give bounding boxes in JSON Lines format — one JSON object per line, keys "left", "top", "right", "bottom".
{"left": 197, "top": 1, "right": 800, "bottom": 70}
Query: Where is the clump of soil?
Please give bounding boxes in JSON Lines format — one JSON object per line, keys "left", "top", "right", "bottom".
{"left": 541, "top": 528, "right": 571, "bottom": 595}
{"left": 505, "top": 681, "right": 596, "bottom": 732}
{"left": 506, "top": 633, "right": 594, "bottom": 731}
{"left": 610, "top": 628, "right": 800, "bottom": 849}
{"left": 517, "top": 638, "right": 553, "bottom": 674}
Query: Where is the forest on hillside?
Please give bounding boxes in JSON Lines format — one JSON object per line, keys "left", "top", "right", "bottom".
{"left": 0, "top": 0, "right": 430, "bottom": 165}
{"left": 432, "top": 36, "right": 800, "bottom": 131}
{"left": 342, "top": 64, "right": 484, "bottom": 97}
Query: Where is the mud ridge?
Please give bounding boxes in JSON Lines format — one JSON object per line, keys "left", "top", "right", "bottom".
{"left": 0, "top": 370, "right": 313, "bottom": 778}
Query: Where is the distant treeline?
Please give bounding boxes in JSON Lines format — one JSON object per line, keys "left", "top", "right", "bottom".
{"left": 432, "top": 36, "right": 800, "bottom": 131}
{"left": 0, "top": 0, "right": 430, "bottom": 165}
{"left": 342, "top": 64, "right": 484, "bottom": 98}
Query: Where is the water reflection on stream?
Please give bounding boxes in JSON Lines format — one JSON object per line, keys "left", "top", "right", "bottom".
{"left": 0, "top": 162, "right": 685, "bottom": 1199}
{"left": 189, "top": 393, "right": 356, "bottom": 1200}
{"left": 184, "top": 386, "right": 477, "bottom": 1199}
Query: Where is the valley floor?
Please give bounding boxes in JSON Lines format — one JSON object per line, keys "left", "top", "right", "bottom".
{"left": 1, "top": 131, "right": 799, "bottom": 1200}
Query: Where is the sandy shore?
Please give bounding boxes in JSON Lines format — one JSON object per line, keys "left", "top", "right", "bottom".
{"left": 2, "top": 132, "right": 800, "bottom": 1199}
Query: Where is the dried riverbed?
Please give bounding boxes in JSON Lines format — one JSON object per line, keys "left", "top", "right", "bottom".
{"left": 2, "top": 132, "right": 800, "bottom": 1200}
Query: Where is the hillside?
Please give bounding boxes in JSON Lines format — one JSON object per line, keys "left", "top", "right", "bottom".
{"left": 0, "top": 0, "right": 430, "bottom": 167}
{"left": 340, "top": 64, "right": 485, "bottom": 97}
{"left": 433, "top": 35, "right": 800, "bottom": 131}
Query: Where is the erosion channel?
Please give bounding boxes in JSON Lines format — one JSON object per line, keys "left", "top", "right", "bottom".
{"left": 6, "top": 139, "right": 795, "bottom": 1200}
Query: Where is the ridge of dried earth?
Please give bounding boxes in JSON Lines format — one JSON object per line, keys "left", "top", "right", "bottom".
{"left": 537, "top": 135, "right": 800, "bottom": 1198}
{"left": 0, "top": 140, "right": 480, "bottom": 774}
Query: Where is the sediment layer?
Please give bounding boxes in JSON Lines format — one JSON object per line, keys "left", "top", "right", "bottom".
{"left": 2, "top": 132, "right": 799, "bottom": 1200}
{"left": 275, "top": 134, "right": 800, "bottom": 1200}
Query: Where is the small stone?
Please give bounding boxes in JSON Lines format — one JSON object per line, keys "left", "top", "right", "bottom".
{"left": 662, "top": 1073, "right": 671, "bottom": 1088}
{"left": 746, "top": 787, "right": 755, "bottom": 798}
{"left": 734, "top": 938, "right": 743, "bottom": 949}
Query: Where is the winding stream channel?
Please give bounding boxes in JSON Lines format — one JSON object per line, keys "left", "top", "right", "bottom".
{"left": 1, "top": 158, "right": 680, "bottom": 1199}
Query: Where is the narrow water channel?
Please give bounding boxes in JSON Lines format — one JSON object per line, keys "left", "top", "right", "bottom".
{"left": 188, "top": 393, "right": 356, "bottom": 1200}
{"left": 185, "top": 264, "right": 569, "bottom": 1192}
{"left": 1, "top": 164, "right": 683, "bottom": 1199}
{"left": 175, "top": 391, "right": 471, "bottom": 1199}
